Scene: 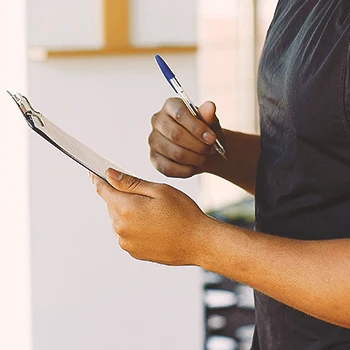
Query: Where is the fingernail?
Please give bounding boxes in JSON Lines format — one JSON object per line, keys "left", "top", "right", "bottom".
{"left": 106, "top": 169, "right": 124, "bottom": 181}
{"left": 202, "top": 131, "right": 216, "bottom": 144}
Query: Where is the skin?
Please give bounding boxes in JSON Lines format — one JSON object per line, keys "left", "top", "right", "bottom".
{"left": 91, "top": 98, "right": 350, "bottom": 329}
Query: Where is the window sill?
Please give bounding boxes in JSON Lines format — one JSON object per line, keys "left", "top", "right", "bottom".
{"left": 28, "top": 45, "right": 197, "bottom": 61}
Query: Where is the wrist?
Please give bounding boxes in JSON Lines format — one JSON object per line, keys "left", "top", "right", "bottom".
{"left": 189, "top": 215, "right": 223, "bottom": 268}
{"left": 190, "top": 217, "right": 252, "bottom": 284}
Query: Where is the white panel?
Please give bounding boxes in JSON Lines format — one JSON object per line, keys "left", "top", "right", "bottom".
{"left": 27, "top": 0, "right": 196, "bottom": 49}
{"left": 238, "top": 0, "right": 256, "bottom": 133}
{"left": 130, "top": 0, "right": 197, "bottom": 46}
{"left": 0, "top": 1, "right": 32, "bottom": 350}
{"left": 27, "top": 0, "right": 103, "bottom": 48}
{"left": 199, "top": 0, "right": 237, "bottom": 18}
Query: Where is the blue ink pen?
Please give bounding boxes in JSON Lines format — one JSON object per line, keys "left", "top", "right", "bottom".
{"left": 155, "top": 54, "right": 227, "bottom": 160}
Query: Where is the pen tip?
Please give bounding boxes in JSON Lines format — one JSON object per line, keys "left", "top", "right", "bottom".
{"left": 214, "top": 140, "right": 227, "bottom": 160}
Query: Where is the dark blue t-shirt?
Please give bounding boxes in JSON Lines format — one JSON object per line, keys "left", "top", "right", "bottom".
{"left": 254, "top": 1, "right": 350, "bottom": 348}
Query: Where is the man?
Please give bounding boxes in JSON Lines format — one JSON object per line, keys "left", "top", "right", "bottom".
{"left": 91, "top": 1, "right": 350, "bottom": 348}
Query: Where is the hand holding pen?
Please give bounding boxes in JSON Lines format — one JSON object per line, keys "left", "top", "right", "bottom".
{"left": 155, "top": 55, "right": 227, "bottom": 160}
{"left": 149, "top": 55, "right": 227, "bottom": 179}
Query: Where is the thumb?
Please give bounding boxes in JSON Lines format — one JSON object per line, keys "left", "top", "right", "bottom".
{"left": 198, "top": 101, "right": 216, "bottom": 126}
{"left": 198, "top": 101, "right": 225, "bottom": 148}
{"left": 198, "top": 101, "right": 222, "bottom": 134}
{"left": 105, "top": 168, "right": 154, "bottom": 197}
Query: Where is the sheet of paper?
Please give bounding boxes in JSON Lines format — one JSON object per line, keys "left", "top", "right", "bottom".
{"left": 34, "top": 115, "right": 131, "bottom": 180}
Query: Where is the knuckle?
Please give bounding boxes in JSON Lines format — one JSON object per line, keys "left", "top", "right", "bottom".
{"left": 171, "top": 148, "right": 184, "bottom": 163}
{"left": 184, "top": 168, "right": 197, "bottom": 178}
{"left": 148, "top": 131, "right": 164, "bottom": 151}
{"left": 168, "top": 127, "right": 181, "bottom": 143}
{"left": 175, "top": 105, "right": 189, "bottom": 120}
{"left": 164, "top": 97, "right": 178, "bottom": 109}
{"left": 148, "top": 132, "right": 155, "bottom": 147}
{"left": 153, "top": 183, "right": 171, "bottom": 198}
{"left": 154, "top": 163, "right": 164, "bottom": 175}
{"left": 157, "top": 163, "right": 168, "bottom": 176}
{"left": 118, "top": 237, "right": 129, "bottom": 251}
{"left": 148, "top": 131, "right": 162, "bottom": 150}
{"left": 164, "top": 98, "right": 187, "bottom": 118}
{"left": 151, "top": 112, "right": 159, "bottom": 126}
{"left": 158, "top": 183, "right": 172, "bottom": 194}
{"left": 159, "top": 162, "right": 174, "bottom": 177}
{"left": 189, "top": 122, "right": 202, "bottom": 136}
{"left": 112, "top": 217, "right": 120, "bottom": 233}
{"left": 150, "top": 152, "right": 167, "bottom": 175}
{"left": 118, "top": 204, "right": 129, "bottom": 218}
{"left": 150, "top": 150, "right": 159, "bottom": 164}
{"left": 126, "top": 176, "right": 142, "bottom": 191}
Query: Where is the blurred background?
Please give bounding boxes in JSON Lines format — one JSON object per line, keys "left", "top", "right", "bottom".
{"left": 0, "top": 0, "right": 276, "bottom": 349}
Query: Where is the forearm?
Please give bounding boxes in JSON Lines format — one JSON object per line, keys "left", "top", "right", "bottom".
{"left": 202, "top": 130, "right": 260, "bottom": 195}
{"left": 195, "top": 217, "right": 350, "bottom": 329}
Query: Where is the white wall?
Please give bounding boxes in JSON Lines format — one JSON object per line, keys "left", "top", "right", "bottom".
{"left": 27, "top": 0, "right": 102, "bottom": 48}
{"left": 26, "top": 1, "right": 203, "bottom": 350}
{"left": 27, "top": 0, "right": 196, "bottom": 49}
{"left": 197, "top": 0, "right": 252, "bottom": 210}
{"left": 0, "top": 0, "right": 32, "bottom": 349}
{"left": 130, "top": 0, "right": 196, "bottom": 46}
{"left": 27, "top": 55, "right": 203, "bottom": 350}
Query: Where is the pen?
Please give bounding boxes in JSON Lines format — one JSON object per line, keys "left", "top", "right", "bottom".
{"left": 154, "top": 54, "right": 227, "bottom": 160}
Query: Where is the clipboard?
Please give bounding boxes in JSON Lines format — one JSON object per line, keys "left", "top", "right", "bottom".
{"left": 8, "top": 91, "right": 130, "bottom": 180}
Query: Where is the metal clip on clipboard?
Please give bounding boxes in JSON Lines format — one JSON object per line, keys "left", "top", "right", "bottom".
{"left": 8, "top": 91, "right": 130, "bottom": 180}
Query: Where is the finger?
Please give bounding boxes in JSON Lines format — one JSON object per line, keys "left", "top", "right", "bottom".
{"left": 151, "top": 112, "right": 214, "bottom": 154}
{"left": 198, "top": 101, "right": 225, "bottom": 143}
{"left": 149, "top": 130, "right": 208, "bottom": 166}
{"left": 162, "top": 98, "right": 218, "bottom": 145}
{"left": 91, "top": 173, "right": 118, "bottom": 203}
{"left": 150, "top": 151, "right": 198, "bottom": 178}
{"left": 105, "top": 168, "right": 156, "bottom": 198}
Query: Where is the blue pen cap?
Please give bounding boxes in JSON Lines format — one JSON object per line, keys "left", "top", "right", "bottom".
{"left": 155, "top": 54, "right": 175, "bottom": 81}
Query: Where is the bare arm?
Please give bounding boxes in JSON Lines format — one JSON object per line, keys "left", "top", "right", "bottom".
{"left": 92, "top": 170, "right": 350, "bottom": 329}
{"left": 198, "top": 217, "right": 350, "bottom": 329}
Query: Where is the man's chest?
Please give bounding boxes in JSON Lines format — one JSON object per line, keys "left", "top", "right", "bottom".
{"left": 258, "top": 0, "right": 350, "bottom": 150}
